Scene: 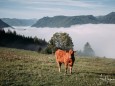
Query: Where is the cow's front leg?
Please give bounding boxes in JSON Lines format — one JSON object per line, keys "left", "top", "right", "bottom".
{"left": 58, "top": 62, "right": 62, "bottom": 72}
{"left": 70, "top": 66, "right": 72, "bottom": 74}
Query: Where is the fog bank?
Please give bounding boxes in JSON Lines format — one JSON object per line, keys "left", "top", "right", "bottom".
{"left": 5, "top": 24, "right": 115, "bottom": 58}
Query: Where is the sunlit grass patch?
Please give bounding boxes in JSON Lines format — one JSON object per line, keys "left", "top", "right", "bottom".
{"left": 0, "top": 47, "right": 115, "bottom": 86}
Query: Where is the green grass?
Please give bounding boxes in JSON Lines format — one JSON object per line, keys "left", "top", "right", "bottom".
{"left": 0, "top": 47, "right": 115, "bottom": 86}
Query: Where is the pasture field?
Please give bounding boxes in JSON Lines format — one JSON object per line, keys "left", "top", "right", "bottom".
{"left": 0, "top": 47, "right": 115, "bottom": 86}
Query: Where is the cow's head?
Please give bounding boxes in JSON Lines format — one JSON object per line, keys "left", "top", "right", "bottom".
{"left": 68, "top": 49, "right": 75, "bottom": 59}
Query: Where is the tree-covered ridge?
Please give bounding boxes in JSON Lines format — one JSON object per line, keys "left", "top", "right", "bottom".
{"left": 32, "top": 12, "right": 115, "bottom": 28}
{"left": 1, "top": 18, "right": 37, "bottom": 26}
{"left": 0, "top": 19, "right": 11, "bottom": 29}
{"left": 0, "top": 29, "right": 47, "bottom": 51}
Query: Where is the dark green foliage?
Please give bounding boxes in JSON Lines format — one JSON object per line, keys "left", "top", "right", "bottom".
{"left": 0, "top": 29, "right": 47, "bottom": 51}
{"left": 42, "top": 46, "right": 53, "bottom": 54}
{"left": 45, "top": 32, "right": 73, "bottom": 54}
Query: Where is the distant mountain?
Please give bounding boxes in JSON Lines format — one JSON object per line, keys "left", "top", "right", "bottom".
{"left": 1, "top": 18, "right": 37, "bottom": 26}
{"left": 97, "top": 12, "right": 115, "bottom": 24}
{"left": 0, "top": 19, "right": 11, "bottom": 29}
{"left": 32, "top": 15, "right": 98, "bottom": 27}
{"left": 32, "top": 12, "right": 115, "bottom": 28}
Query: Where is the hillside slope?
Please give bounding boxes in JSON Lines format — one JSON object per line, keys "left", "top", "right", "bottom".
{"left": 1, "top": 18, "right": 37, "bottom": 26}
{"left": 0, "top": 29, "right": 47, "bottom": 51}
{"left": 97, "top": 12, "right": 115, "bottom": 23}
{"left": 0, "top": 47, "right": 115, "bottom": 86}
{"left": 0, "top": 19, "right": 11, "bottom": 29}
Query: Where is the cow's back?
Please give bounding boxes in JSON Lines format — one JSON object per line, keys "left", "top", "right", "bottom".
{"left": 55, "top": 49, "right": 66, "bottom": 63}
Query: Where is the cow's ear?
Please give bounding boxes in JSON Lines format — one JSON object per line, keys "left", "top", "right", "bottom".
{"left": 69, "top": 49, "right": 73, "bottom": 54}
{"left": 74, "top": 51, "right": 76, "bottom": 53}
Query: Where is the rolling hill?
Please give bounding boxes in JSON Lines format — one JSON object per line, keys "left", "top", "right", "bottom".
{"left": 0, "top": 47, "right": 115, "bottom": 86}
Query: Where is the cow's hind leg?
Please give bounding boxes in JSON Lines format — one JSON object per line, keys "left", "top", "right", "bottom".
{"left": 65, "top": 64, "right": 68, "bottom": 74}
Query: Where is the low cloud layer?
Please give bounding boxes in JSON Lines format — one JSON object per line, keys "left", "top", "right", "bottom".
{"left": 5, "top": 24, "right": 115, "bottom": 58}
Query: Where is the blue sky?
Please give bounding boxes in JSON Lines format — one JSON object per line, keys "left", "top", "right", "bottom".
{"left": 0, "top": 0, "right": 115, "bottom": 19}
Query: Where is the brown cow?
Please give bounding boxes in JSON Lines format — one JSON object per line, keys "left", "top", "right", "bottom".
{"left": 55, "top": 49, "right": 75, "bottom": 74}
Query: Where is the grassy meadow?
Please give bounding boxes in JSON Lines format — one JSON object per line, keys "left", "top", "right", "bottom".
{"left": 0, "top": 47, "right": 115, "bottom": 86}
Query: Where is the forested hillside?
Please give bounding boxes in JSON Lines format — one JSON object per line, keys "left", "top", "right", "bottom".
{"left": 0, "top": 19, "right": 11, "bottom": 28}
{"left": 0, "top": 29, "right": 47, "bottom": 51}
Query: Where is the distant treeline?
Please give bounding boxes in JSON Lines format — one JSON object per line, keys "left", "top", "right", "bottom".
{"left": 0, "top": 29, "right": 47, "bottom": 51}
{"left": 0, "top": 29, "right": 95, "bottom": 56}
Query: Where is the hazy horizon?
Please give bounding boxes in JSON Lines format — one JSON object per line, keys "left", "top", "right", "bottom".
{"left": 4, "top": 24, "right": 115, "bottom": 58}
{"left": 0, "top": 0, "right": 115, "bottom": 19}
